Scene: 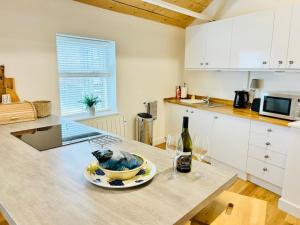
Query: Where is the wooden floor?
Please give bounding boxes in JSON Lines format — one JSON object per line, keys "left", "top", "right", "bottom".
{"left": 157, "top": 143, "right": 300, "bottom": 225}
{"left": 0, "top": 213, "right": 8, "bottom": 225}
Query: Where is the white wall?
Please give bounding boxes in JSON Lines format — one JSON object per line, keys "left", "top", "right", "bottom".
{"left": 0, "top": 0, "right": 185, "bottom": 142}
{"left": 204, "top": 0, "right": 299, "bottom": 19}
{"left": 185, "top": 0, "right": 300, "bottom": 100}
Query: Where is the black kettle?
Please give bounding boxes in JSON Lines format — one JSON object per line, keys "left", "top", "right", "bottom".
{"left": 234, "top": 91, "right": 249, "bottom": 108}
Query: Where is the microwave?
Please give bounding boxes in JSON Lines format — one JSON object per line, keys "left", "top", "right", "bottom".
{"left": 260, "top": 92, "right": 300, "bottom": 121}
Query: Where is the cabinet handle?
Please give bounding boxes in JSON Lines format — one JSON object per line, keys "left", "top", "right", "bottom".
{"left": 205, "top": 62, "right": 209, "bottom": 66}
{"left": 263, "top": 167, "right": 268, "bottom": 172}
{"left": 265, "top": 142, "right": 271, "bottom": 146}
{"left": 200, "top": 63, "right": 204, "bottom": 66}
{"left": 278, "top": 60, "right": 283, "bottom": 65}
{"left": 262, "top": 61, "right": 267, "bottom": 65}
{"left": 267, "top": 128, "right": 272, "bottom": 132}
{"left": 190, "top": 111, "right": 194, "bottom": 114}
{"left": 264, "top": 155, "right": 269, "bottom": 159}
{"left": 289, "top": 60, "right": 294, "bottom": 65}
{"left": 214, "top": 116, "right": 218, "bottom": 119}
{"left": 185, "top": 110, "right": 189, "bottom": 113}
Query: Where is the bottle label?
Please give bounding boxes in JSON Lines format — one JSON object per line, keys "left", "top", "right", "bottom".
{"left": 177, "top": 152, "right": 192, "bottom": 172}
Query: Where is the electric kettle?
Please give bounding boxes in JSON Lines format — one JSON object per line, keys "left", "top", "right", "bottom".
{"left": 234, "top": 91, "right": 249, "bottom": 108}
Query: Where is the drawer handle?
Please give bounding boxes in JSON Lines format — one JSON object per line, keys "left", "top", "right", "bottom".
{"left": 264, "top": 155, "right": 269, "bottom": 159}
{"left": 265, "top": 142, "right": 271, "bottom": 146}
{"left": 214, "top": 116, "right": 218, "bottom": 119}
{"left": 267, "top": 129, "right": 272, "bottom": 132}
{"left": 190, "top": 111, "right": 194, "bottom": 114}
{"left": 185, "top": 110, "right": 189, "bottom": 113}
{"left": 263, "top": 168, "right": 268, "bottom": 172}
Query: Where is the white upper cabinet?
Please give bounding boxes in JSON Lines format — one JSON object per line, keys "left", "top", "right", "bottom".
{"left": 205, "top": 19, "right": 233, "bottom": 69}
{"left": 230, "top": 11, "right": 275, "bottom": 69}
{"left": 185, "top": 4, "right": 300, "bottom": 71}
{"left": 270, "top": 6, "right": 293, "bottom": 69}
{"left": 185, "top": 19, "right": 233, "bottom": 69}
{"left": 287, "top": 4, "right": 300, "bottom": 69}
{"left": 185, "top": 25, "right": 207, "bottom": 69}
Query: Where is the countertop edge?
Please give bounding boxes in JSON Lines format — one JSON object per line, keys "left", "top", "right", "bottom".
{"left": 164, "top": 97, "right": 291, "bottom": 127}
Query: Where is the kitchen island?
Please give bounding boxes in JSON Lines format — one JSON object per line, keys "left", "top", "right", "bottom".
{"left": 0, "top": 116, "right": 236, "bottom": 225}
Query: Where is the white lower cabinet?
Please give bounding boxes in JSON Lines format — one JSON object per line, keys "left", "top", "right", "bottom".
{"left": 165, "top": 103, "right": 290, "bottom": 190}
{"left": 247, "top": 157, "right": 285, "bottom": 187}
{"left": 165, "top": 103, "right": 212, "bottom": 138}
{"left": 210, "top": 113, "right": 250, "bottom": 171}
{"left": 247, "top": 120, "right": 289, "bottom": 188}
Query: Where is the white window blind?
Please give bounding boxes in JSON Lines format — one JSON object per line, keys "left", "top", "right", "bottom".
{"left": 56, "top": 34, "right": 116, "bottom": 116}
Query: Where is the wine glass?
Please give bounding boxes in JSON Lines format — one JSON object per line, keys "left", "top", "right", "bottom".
{"left": 193, "top": 135, "right": 209, "bottom": 162}
{"left": 192, "top": 135, "right": 210, "bottom": 178}
{"left": 166, "top": 134, "right": 183, "bottom": 178}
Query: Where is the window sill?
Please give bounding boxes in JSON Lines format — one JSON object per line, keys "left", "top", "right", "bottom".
{"left": 64, "top": 111, "right": 119, "bottom": 122}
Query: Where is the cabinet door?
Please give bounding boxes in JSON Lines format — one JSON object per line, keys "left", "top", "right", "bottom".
{"left": 165, "top": 104, "right": 186, "bottom": 136}
{"left": 287, "top": 4, "right": 300, "bottom": 69}
{"left": 205, "top": 19, "right": 233, "bottom": 69}
{"left": 185, "top": 25, "right": 207, "bottom": 69}
{"left": 189, "top": 109, "right": 214, "bottom": 139}
{"left": 210, "top": 114, "right": 250, "bottom": 171}
{"left": 270, "top": 6, "right": 292, "bottom": 69}
{"left": 230, "top": 11, "right": 274, "bottom": 69}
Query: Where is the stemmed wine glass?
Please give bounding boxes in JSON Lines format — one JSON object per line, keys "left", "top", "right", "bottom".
{"left": 166, "top": 134, "right": 183, "bottom": 178}
{"left": 192, "top": 135, "right": 210, "bottom": 177}
{"left": 193, "top": 135, "right": 209, "bottom": 161}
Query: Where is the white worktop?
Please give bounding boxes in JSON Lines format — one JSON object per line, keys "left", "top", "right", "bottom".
{"left": 288, "top": 121, "right": 300, "bottom": 128}
{"left": 0, "top": 116, "right": 236, "bottom": 225}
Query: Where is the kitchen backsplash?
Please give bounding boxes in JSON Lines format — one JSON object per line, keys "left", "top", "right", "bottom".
{"left": 183, "top": 71, "right": 300, "bottom": 100}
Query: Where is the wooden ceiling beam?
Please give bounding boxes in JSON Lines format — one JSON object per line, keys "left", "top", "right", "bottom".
{"left": 74, "top": 0, "right": 212, "bottom": 28}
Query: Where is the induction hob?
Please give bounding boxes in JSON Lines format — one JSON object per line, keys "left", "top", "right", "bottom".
{"left": 11, "top": 122, "right": 102, "bottom": 151}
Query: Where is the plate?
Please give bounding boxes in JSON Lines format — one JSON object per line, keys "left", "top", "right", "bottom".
{"left": 84, "top": 160, "right": 156, "bottom": 189}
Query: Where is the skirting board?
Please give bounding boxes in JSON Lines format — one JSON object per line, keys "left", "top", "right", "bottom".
{"left": 279, "top": 198, "right": 300, "bottom": 219}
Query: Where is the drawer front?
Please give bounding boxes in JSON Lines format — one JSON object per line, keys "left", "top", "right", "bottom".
{"left": 248, "top": 146, "right": 286, "bottom": 168}
{"left": 249, "top": 132, "right": 288, "bottom": 155}
{"left": 250, "top": 120, "right": 290, "bottom": 136}
{"left": 247, "top": 157, "right": 285, "bottom": 187}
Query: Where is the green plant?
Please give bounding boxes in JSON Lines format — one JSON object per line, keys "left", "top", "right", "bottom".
{"left": 80, "top": 95, "right": 101, "bottom": 108}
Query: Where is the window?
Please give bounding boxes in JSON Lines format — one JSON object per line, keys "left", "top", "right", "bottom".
{"left": 56, "top": 34, "right": 116, "bottom": 116}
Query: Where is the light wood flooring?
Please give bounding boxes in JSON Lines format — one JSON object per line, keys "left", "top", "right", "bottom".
{"left": 157, "top": 143, "right": 300, "bottom": 225}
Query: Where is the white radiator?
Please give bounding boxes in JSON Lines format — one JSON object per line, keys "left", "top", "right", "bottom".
{"left": 80, "top": 114, "right": 127, "bottom": 138}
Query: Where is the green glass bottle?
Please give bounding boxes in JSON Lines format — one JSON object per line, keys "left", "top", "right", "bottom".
{"left": 176, "top": 116, "right": 192, "bottom": 173}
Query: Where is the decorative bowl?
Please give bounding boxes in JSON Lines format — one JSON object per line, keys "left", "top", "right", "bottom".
{"left": 98, "top": 154, "right": 146, "bottom": 180}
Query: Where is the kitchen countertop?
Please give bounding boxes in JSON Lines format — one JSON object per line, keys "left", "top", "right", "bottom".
{"left": 0, "top": 116, "right": 236, "bottom": 225}
{"left": 288, "top": 121, "right": 300, "bottom": 128}
{"left": 164, "top": 97, "right": 291, "bottom": 127}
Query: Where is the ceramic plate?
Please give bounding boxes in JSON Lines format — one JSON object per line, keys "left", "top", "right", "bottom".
{"left": 84, "top": 160, "right": 156, "bottom": 189}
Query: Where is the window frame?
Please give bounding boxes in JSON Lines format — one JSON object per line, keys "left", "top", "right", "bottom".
{"left": 56, "top": 34, "right": 117, "bottom": 119}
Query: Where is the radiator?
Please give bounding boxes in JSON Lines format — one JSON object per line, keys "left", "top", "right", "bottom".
{"left": 80, "top": 114, "right": 127, "bottom": 138}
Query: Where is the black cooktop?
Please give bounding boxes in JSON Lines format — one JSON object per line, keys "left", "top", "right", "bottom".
{"left": 11, "top": 122, "right": 102, "bottom": 151}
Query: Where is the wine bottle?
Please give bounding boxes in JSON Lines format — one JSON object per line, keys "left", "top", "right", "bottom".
{"left": 176, "top": 116, "right": 192, "bottom": 173}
